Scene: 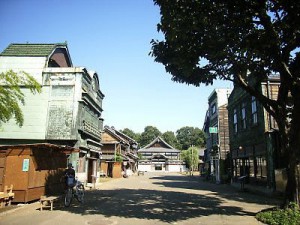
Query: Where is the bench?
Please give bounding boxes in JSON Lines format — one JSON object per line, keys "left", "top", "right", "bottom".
{"left": 40, "top": 196, "right": 59, "bottom": 211}
{"left": 238, "top": 175, "right": 248, "bottom": 191}
{"left": 0, "top": 184, "right": 14, "bottom": 208}
{"left": 138, "top": 171, "right": 144, "bottom": 176}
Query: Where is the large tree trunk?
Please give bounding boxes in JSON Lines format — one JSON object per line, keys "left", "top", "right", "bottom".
{"left": 279, "top": 85, "right": 300, "bottom": 206}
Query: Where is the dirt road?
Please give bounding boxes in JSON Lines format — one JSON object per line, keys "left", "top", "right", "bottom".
{"left": 0, "top": 173, "right": 280, "bottom": 225}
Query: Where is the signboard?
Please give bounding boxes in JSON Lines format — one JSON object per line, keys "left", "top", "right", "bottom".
{"left": 209, "top": 127, "right": 218, "bottom": 133}
{"left": 22, "top": 159, "right": 30, "bottom": 172}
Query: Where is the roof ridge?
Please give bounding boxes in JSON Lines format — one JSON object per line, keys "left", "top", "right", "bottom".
{"left": 0, "top": 42, "right": 68, "bottom": 57}
{"left": 143, "top": 136, "right": 175, "bottom": 150}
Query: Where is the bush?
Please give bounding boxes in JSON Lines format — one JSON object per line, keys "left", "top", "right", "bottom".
{"left": 256, "top": 202, "right": 300, "bottom": 225}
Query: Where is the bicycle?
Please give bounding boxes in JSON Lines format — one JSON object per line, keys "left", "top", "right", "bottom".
{"left": 64, "top": 176, "right": 85, "bottom": 207}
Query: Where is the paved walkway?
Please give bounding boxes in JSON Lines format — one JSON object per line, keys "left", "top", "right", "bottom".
{"left": 0, "top": 173, "right": 281, "bottom": 225}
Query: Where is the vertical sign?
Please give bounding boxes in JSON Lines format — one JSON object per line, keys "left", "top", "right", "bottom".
{"left": 209, "top": 127, "right": 218, "bottom": 133}
{"left": 22, "top": 159, "right": 30, "bottom": 172}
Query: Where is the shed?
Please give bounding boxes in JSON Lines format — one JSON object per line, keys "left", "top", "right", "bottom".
{"left": 0, "top": 143, "right": 79, "bottom": 203}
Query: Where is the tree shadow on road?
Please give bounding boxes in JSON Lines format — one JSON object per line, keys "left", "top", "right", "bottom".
{"left": 56, "top": 187, "right": 257, "bottom": 223}
{"left": 150, "top": 174, "right": 282, "bottom": 206}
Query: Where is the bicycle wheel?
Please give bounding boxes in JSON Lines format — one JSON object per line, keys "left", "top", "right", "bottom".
{"left": 76, "top": 184, "right": 85, "bottom": 203}
{"left": 64, "top": 188, "right": 73, "bottom": 207}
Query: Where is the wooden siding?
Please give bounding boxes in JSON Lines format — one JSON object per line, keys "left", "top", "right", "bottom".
{"left": 101, "top": 132, "right": 118, "bottom": 143}
{"left": 0, "top": 145, "right": 69, "bottom": 203}
{"left": 218, "top": 105, "right": 230, "bottom": 159}
{"left": 228, "top": 80, "right": 279, "bottom": 156}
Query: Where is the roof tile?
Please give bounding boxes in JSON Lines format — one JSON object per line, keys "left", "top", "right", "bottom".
{"left": 0, "top": 43, "right": 67, "bottom": 56}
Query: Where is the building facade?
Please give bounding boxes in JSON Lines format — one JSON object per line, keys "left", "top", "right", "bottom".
{"left": 138, "top": 136, "right": 186, "bottom": 172}
{"left": 101, "top": 126, "right": 139, "bottom": 178}
{"left": 203, "top": 88, "right": 232, "bottom": 183}
{"left": 0, "top": 43, "right": 105, "bottom": 184}
{"left": 227, "top": 76, "right": 281, "bottom": 190}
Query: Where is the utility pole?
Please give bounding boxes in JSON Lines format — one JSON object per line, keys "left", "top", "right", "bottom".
{"left": 191, "top": 145, "right": 194, "bottom": 176}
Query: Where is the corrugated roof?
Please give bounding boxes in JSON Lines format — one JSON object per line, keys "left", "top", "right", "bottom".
{"left": 0, "top": 43, "right": 67, "bottom": 57}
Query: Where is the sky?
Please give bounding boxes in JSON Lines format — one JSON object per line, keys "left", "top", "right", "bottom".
{"left": 0, "top": 0, "right": 231, "bottom": 133}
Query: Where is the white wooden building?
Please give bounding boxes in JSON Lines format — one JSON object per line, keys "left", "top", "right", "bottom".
{"left": 138, "top": 137, "right": 186, "bottom": 172}
{"left": 0, "top": 43, "right": 105, "bottom": 184}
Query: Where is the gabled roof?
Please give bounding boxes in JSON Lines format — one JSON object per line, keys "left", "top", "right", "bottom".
{"left": 0, "top": 43, "right": 68, "bottom": 57}
{"left": 103, "top": 126, "right": 129, "bottom": 146}
{"left": 143, "top": 136, "right": 174, "bottom": 149}
{"left": 138, "top": 136, "right": 180, "bottom": 153}
{"left": 103, "top": 126, "right": 138, "bottom": 147}
{"left": 114, "top": 130, "right": 138, "bottom": 146}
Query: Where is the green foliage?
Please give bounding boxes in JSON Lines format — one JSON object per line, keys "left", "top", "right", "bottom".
{"left": 125, "top": 126, "right": 205, "bottom": 151}
{"left": 115, "top": 153, "right": 123, "bottom": 162}
{"left": 151, "top": 0, "right": 299, "bottom": 87}
{"left": 256, "top": 202, "right": 300, "bottom": 225}
{"left": 139, "top": 126, "right": 162, "bottom": 147}
{"left": 176, "top": 126, "right": 205, "bottom": 150}
{"left": 151, "top": 0, "right": 300, "bottom": 204}
{"left": 162, "top": 131, "right": 179, "bottom": 149}
{"left": 119, "top": 128, "right": 141, "bottom": 143}
{"left": 0, "top": 70, "right": 41, "bottom": 126}
{"left": 181, "top": 146, "right": 199, "bottom": 170}
{"left": 137, "top": 152, "right": 143, "bottom": 160}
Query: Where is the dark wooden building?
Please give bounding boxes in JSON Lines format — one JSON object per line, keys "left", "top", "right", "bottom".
{"left": 203, "top": 88, "right": 232, "bottom": 183}
{"left": 227, "top": 75, "right": 281, "bottom": 190}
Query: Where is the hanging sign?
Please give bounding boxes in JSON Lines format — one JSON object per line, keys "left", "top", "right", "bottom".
{"left": 22, "top": 159, "right": 30, "bottom": 172}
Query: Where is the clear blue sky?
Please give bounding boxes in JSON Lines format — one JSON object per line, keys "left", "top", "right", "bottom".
{"left": 0, "top": 0, "right": 231, "bottom": 133}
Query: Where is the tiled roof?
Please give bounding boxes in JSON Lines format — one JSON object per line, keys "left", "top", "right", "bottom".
{"left": 143, "top": 136, "right": 175, "bottom": 149}
{"left": 0, "top": 43, "right": 67, "bottom": 56}
{"left": 138, "top": 147, "right": 180, "bottom": 153}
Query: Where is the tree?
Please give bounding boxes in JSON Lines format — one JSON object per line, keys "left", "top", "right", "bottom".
{"left": 176, "top": 126, "right": 205, "bottom": 150}
{"left": 119, "top": 128, "right": 141, "bottom": 143}
{"left": 151, "top": 0, "right": 300, "bottom": 205}
{"left": 181, "top": 146, "right": 199, "bottom": 173}
{"left": 0, "top": 70, "right": 41, "bottom": 126}
{"left": 162, "top": 131, "right": 179, "bottom": 149}
{"left": 139, "top": 126, "right": 162, "bottom": 147}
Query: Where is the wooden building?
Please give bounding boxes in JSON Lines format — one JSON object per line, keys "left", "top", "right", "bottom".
{"left": 203, "top": 88, "right": 232, "bottom": 183}
{"left": 0, "top": 143, "right": 78, "bottom": 203}
{"left": 138, "top": 136, "right": 186, "bottom": 172}
{"left": 227, "top": 75, "right": 281, "bottom": 190}
{"left": 0, "top": 43, "right": 105, "bottom": 184}
{"left": 101, "top": 126, "right": 139, "bottom": 178}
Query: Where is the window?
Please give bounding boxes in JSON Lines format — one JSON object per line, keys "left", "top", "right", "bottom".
{"left": 233, "top": 108, "right": 238, "bottom": 133}
{"left": 251, "top": 96, "right": 258, "bottom": 124}
{"left": 241, "top": 102, "right": 246, "bottom": 129}
{"left": 211, "top": 103, "right": 216, "bottom": 116}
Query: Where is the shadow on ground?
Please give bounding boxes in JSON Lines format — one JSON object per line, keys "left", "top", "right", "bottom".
{"left": 53, "top": 174, "right": 280, "bottom": 223}
{"left": 150, "top": 175, "right": 282, "bottom": 205}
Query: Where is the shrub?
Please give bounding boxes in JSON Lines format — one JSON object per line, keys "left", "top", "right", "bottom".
{"left": 256, "top": 202, "right": 300, "bottom": 225}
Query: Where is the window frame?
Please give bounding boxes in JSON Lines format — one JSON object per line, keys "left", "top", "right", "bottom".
{"left": 251, "top": 96, "right": 258, "bottom": 125}
{"left": 233, "top": 108, "right": 238, "bottom": 134}
{"left": 211, "top": 103, "right": 216, "bottom": 116}
{"left": 241, "top": 102, "right": 247, "bottom": 129}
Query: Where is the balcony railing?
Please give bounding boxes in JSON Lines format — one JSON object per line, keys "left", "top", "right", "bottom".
{"left": 83, "top": 121, "right": 101, "bottom": 137}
